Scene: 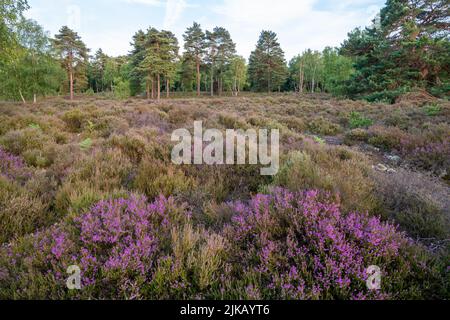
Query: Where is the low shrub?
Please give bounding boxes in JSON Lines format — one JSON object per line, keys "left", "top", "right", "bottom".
{"left": 218, "top": 114, "right": 249, "bottom": 130}
{"left": 0, "top": 195, "right": 191, "bottom": 299}
{"left": 373, "top": 169, "right": 450, "bottom": 240}
{"left": 0, "top": 176, "right": 48, "bottom": 243}
{"left": 0, "top": 127, "right": 53, "bottom": 156}
{"left": 61, "top": 108, "right": 88, "bottom": 133}
{"left": 344, "top": 128, "right": 370, "bottom": 145}
{"left": 307, "top": 117, "right": 342, "bottom": 136}
{"left": 133, "top": 158, "right": 196, "bottom": 200}
{"left": 424, "top": 103, "right": 442, "bottom": 117}
{"left": 367, "top": 125, "right": 407, "bottom": 151}
{"left": 349, "top": 111, "right": 374, "bottom": 129}
{"left": 55, "top": 148, "right": 133, "bottom": 215}
{"left": 220, "top": 188, "right": 445, "bottom": 299}
{"left": 408, "top": 141, "right": 450, "bottom": 177}
{"left": 0, "top": 147, "right": 31, "bottom": 182}
{"left": 270, "top": 141, "right": 378, "bottom": 213}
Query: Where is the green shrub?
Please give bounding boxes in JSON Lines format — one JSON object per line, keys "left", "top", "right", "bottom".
{"left": 0, "top": 127, "right": 53, "bottom": 157}
{"left": 424, "top": 103, "right": 442, "bottom": 117}
{"left": 0, "top": 176, "right": 48, "bottom": 243}
{"left": 307, "top": 117, "right": 342, "bottom": 136}
{"left": 349, "top": 111, "right": 374, "bottom": 129}
{"left": 344, "top": 128, "right": 369, "bottom": 145}
{"left": 55, "top": 148, "right": 133, "bottom": 215}
{"left": 133, "top": 158, "right": 195, "bottom": 199}
{"left": 270, "top": 141, "right": 378, "bottom": 213}
{"left": 114, "top": 80, "right": 131, "bottom": 100}
{"left": 61, "top": 108, "right": 87, "bottom": 133}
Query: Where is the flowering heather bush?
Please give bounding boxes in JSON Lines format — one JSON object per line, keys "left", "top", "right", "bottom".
{"left": 220, "top": 188, "right": 444, "bottom": 299}
{"left": 408, "top": 140, "right": 450, "bottom": 176}
{"left": 0, "top": 195, "right": 189, "bottom": 299}
{"left": 0, "top": 147, "right": 31, "bottom": 182}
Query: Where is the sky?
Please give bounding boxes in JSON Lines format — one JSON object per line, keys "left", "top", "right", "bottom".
{"left": 25, "top": 0, "right": 386, "bottom": 61}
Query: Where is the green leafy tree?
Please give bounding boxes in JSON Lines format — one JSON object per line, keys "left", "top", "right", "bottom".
{"left": 0, "top": 0, "right": 29, "bottom": 63}
{"left": 226, "top": 55, "right": 247, "bottom": 96}
{"left": 0, "top": 19, "right": 64, "bottom": 102}
{"left": 183, "top": 22, "right": 206, "bottom": 96}
{"left": 322, "top": 47, "right": 354, "bottom": 95}
{"left": 52, "top": 26, "right": 89, "bottom": 100}
{"left": 248, "top": 30, "right": 287, "bottom": 93}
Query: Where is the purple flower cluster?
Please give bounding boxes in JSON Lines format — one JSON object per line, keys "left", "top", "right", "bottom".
{"left": 409, "top": 140, "right": 449, "bottom": 172}
{"left": 74, "top": 195, "right": 171, "bottom": 286}
{"left": 0, "top": 147, "right": 31, "bottom": 181}
{"left": 224, "top": 188, "right": 407, "bottom": 300}
{"left": 2, "top": 195, "right": 187, "bottom": 297}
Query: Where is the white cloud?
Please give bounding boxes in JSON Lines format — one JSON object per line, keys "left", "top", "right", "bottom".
{"left": 207, "top": 0, "right": 382, "bottom": 60}
{"left": 163, "top": 0, "right": 188, "bottom": 29}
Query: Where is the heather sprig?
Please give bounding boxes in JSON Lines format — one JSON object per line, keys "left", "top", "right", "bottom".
{"left": 0, "top": 147, "right": 31, "bottom": 182}
{"left": 222, "top": 188, "right": 422, "bottom": 300}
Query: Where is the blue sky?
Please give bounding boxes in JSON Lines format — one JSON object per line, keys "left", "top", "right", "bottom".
{"left": 26, "top": 0, "right": 386, "bottom": 60}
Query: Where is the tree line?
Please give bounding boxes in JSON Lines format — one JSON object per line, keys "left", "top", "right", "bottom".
{"left": 1, "top": 0, "right": 448, "bottom": 103}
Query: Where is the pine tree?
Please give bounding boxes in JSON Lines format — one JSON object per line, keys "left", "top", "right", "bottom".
{"left": 139, "top": 28, "right": 179, "bottom": 100}
{"left": 341, "top": 0, "right": 449, "bottom": 101}
{"left": 248, "top": 30, "right": 287, "bottom": 93}
{"left": 89, "top": 49, "right": 108, "bottom": 92}
{"left": 183, "top": 22, "right": 206, "bottom": 96}
{"left": 52, "top": 26, "right": 88, "bottom": 100}
{"left": 205, "top": 27, "right": 236, "bottom": 96}
{"left": 129, "top": 30, "right": 147, "bottom": 96}
{"left": 160, "top": 30, "right": 179, "bottom": 98}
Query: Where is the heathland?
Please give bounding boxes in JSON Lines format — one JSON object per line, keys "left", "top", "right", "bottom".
{"left": 0, "top": 93, "right": 448, "bottom": 299}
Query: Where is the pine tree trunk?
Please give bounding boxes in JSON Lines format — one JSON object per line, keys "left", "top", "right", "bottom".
{"left": 299, "top": 62, "right": 304, "bottom": 94}
{"left": 196, "top": 59, "right": 201, "bottom": 97}
{"left": 210, "top": 67, "right": 214, "bottom": 97}
{"left": 166, "top": 79, "right": 170, "bottom": 98}
{"left": 157, "top": 74, "right": 161, "bottom": 100}
{"left": 146, "top": 81, "right": 150, "bottom": 99}
{"left": 268, "top": 66, "right": 271, "bottom": 94}
{"left": 33, "top": 94, "right": 37, "bottom": 104}
{"left": 69, "top": 70, "right": 74, "bottom": 100}
{"left": 151, "top": 79, "right": 154, "bottom": 99}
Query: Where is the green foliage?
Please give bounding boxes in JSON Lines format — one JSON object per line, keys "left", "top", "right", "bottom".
{"left": 341, "top": 0, "right": 450, "bottom": 100}
{"left": 424, "top": 103, "right": 441, "bottom": 116}
{"left": 248, "top": 30, "right": 287, "bottom": 92}
{"left": 132, "top": 158, "right": 195, "bottom": 199}
{"left": 205, "top": 27, "right": 236, "bottom": 95}
{"left": 349, "top": 111, "right": 374, "bottom": 129}
{"left": 79, "top": 138, "right": 93, "bottom": 151}
{"left": 114, "top": 79, "right": 131, "bottom": 100}
{"left": 52, "top": 26, "right": 89, "bottom": 98}
{"left": 0, "top": 19, "right": 65, "bottom": 102}
{"left": 183, "top": 22, "right": 207, "bottom": 95}
{"left": 307, "top": 116, "right": 342, "bottom": 135}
